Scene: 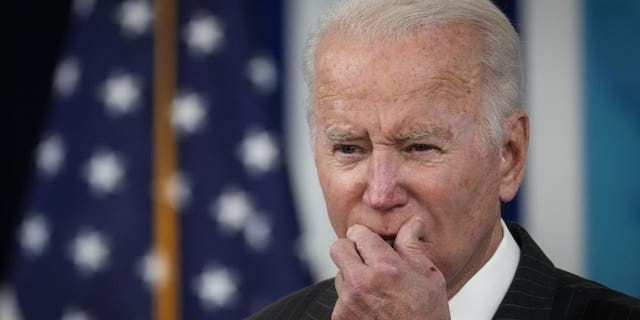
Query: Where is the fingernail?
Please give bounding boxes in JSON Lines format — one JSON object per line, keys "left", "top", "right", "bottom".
{"left": 346, "top": 225, "right": 355, "bottom": 239}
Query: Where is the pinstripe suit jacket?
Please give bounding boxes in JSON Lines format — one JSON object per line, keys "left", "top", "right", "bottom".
{"left": 247, "top": 222, "right": 640, "bottom": 319}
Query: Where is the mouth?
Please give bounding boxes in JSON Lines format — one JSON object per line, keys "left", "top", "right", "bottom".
{"left": 381, "top": 235, "right": 396, "bottom": 248}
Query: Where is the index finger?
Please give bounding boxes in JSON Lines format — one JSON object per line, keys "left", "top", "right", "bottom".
{"left": 330, "top": 238, "right": 365, "bottom": 273}
{"left": 346, "top": 224, "right": 396, "bottom": 265}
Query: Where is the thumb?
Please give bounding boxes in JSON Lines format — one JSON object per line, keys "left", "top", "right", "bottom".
{"left": 394, "top": 216, "right": 428, "bottom": 262}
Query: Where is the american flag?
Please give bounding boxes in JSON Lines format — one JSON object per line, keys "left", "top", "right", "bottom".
{"left": 3, "top": 0, "right": 311, "bottom": 319}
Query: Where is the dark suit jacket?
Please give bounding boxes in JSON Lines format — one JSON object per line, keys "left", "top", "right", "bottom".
{"left": 247, "top": 222, "right": 640, "bottom": 319}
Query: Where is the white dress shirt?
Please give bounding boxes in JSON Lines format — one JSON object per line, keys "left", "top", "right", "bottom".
{"left": 447, "top": 219, "right": 520, "bottom": 320}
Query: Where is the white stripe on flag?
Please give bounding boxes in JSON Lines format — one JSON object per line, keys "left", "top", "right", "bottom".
{"left": 522, "top": 0, "right": 585, "bottom": 276}
{"left": 0, "top": 286, "right": 23, "bottom": 320}
{"left": 285, "top": 0, "right": 337, "bottom": 281}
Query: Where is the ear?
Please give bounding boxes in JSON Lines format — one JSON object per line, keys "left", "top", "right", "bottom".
{"left": 498, "top": 110, "right": 529, "bottom": 202}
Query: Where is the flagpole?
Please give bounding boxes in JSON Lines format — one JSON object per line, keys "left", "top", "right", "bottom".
{"left": 153, "top": 0, "right": 179, "bottom": 318}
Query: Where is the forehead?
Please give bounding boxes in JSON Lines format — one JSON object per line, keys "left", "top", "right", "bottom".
{"left": 313, "top": 23, "right": 484, "bottom": 107}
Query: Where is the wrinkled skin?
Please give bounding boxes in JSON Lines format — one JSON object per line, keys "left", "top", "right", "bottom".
{"left": 312, "top": 23, "right": 529, "bottom": 319}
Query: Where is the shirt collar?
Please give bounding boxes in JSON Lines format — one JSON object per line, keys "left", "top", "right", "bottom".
{"left": 447, "top": 219, "right": 520, "bottom": 320}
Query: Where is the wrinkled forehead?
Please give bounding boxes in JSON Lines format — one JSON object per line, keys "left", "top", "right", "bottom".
{"left": 313, "top": 23, "right": 485, "bottom": 110}
{"left": 316, "top": 22, "right": 483, "bottom": 68}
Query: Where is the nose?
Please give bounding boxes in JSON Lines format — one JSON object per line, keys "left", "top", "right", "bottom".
{"left": 362, "top": 150, "right": 408, "bottom": 212}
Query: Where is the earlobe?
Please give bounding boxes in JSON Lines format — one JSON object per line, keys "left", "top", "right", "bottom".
{"left": 498, "top": 111, "right": 529, "bottom": 202}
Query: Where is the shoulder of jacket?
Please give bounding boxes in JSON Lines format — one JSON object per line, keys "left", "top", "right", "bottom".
{"left": 245, "top": 278, "right": 335, "bottom": 320}
{"left": 552, "top": 269, "right": 640, "bottom": 319}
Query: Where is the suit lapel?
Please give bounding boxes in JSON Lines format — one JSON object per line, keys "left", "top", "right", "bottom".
{"left": 493, "top": 222, "right": 557, "bottom": 319}
{"left": 301, "top": 280, "right": 338, "bottom": 320}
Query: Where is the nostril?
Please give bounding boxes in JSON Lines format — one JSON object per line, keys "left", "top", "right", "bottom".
{"left": 363, "top": 185, "right": 407, "bottom": 212}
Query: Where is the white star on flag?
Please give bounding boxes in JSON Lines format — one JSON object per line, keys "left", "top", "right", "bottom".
{"left": 172, "top": 91, "right": 208, "bottom": 135}
{"left": 137, "top": 250, "right": 169, "bottom": 290}
{"left": 36, "top": 134, "right": 66, "bottom": 177}
{"left": 193, "top": 266, "right": 239, "bottom": 310}
{"left": 60, "top": 307, "right": 94, "bottom": 320}
{"left": 54, "top": 57, "right": 81, "bottom": 97}
{"left": 99, "top": 72, "right": 141, "bottom": 116}
{"left": 73, "top": 0, "right": 96, "bottom": 18}
{"left": 184, "top": 14, "right": 224, "bottom": 56}
{"left": 238, "top": 130, "right": 279, "bottom": 174}
{"left": 247, "top": 55, "right": 278, "bottom": 94}
{"left": 116, "top": 0, "right": 153, "bottom": 37}
{"left": 83, "top": 149, "right": 126, "bottom": 196}
{"left": 68, "top": 230, "right": 110, "bottom": 275}
{"left": 212, "top": 189, "right": 255, "bottom": 234}
{"left": 19, "top": 214, "right": 51, "bottom": 257}
{"left": 244, "top": 213, "right": 272, "bottom": 252}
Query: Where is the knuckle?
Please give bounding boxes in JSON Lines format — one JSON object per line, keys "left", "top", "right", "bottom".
{"left": 347, "top": 277, "right": 369, "bottom": 298}
{"left": 372, "top": 260, "right": 401, "bottom": 278}
{"left": 329, "top": 242, "right": 340, "bottom": 259}
{"left": 340, "top": 290, "right": 357, "bottom": 306}
{"left": 403, "top": 240, "right": 423, "bottom": 251}
{"left": 329, "top": 239, "right": 350, "bottom": 259}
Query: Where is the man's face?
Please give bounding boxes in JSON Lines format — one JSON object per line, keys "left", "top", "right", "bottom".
{"left": 313, "top": 24, "right": 508, "bottom": 288}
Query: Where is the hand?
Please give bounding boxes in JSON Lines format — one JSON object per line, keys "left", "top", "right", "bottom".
{"left": 330, "top": 216, "right": 450, "bottom": 319}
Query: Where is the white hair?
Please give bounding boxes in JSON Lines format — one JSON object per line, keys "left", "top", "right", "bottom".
{"left": 303, "top": 0, "right": 522, "bottom": 145}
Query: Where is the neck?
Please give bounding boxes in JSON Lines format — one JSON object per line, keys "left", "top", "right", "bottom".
{"left": 445, "top": 218, "right": 504, "bottom": 299}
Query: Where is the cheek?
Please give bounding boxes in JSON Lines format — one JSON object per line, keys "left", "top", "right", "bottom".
{"left": 410, "top": 152, "right": 498, "bottom": 219}
{"left": 316, "top": 161, "right": 366, "bottom": 237}
{"left": 450, "top": 150, "right": 503, "bottom": 219}
{"left": 414, "top": 172, "right": 461, "bottom": 218}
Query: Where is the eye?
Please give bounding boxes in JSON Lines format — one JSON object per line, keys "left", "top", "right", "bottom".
{"left": 334, "top": 144, "right": 359, "bottom": 154}
{"left": 407, "top": 144, "right": 437, "bottom": 152}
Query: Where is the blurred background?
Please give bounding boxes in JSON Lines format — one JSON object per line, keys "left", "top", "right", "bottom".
{"left": 1, "top": 0, "right": 639, "bottom": 319}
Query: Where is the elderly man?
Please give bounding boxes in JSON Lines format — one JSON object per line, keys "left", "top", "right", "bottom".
{"left": 249, "top": 0, "right": 640, "bottom": 319}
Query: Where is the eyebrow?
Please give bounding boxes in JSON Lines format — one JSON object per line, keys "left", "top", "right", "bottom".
{"left": 326, "top": 130, "right": 359, "bottom": 141}
{"left": 399, "top": 127, "right": 452, "bottom": 141}
{"left": 325, "top": 127, "right": 451, "bottom": 143}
